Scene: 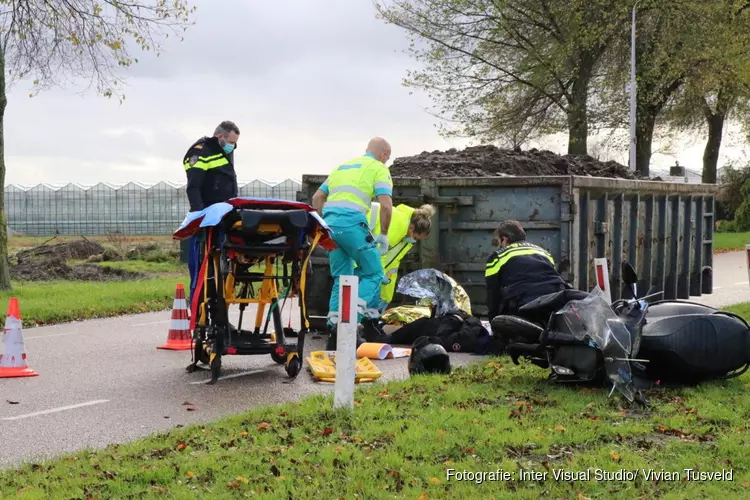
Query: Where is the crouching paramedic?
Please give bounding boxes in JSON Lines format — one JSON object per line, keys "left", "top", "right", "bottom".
{"left": 359, "top": 203, "right": 435, "bottom": 314}
{"left": 485, "top": 220, "right": 568, "bottom": 320}
{"left": 311, "top": 137, "right": 394, "bottom": 350}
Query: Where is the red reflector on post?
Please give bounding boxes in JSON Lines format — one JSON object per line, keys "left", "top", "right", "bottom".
{"left": 341, "top": 285, "right": 351, "bottom": 323}
{"left": 596, "top": 265, "right": 606, "bottom": 290}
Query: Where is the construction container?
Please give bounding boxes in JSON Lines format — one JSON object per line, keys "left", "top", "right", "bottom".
{"left": 298, "top": 175, "right": 720, "bottom": 324}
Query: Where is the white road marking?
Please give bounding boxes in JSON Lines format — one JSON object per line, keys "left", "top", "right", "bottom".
{"left": 713, "top": 287, "right": 723, "bottom": 290}
{"left": 24, "top": 331, "right": 80, "bottom": 340}
{"left": 189, "top": 369, "right": 265, "bottom": 385}
{"left": 735, "top": 282, "right": 749, "bottom": 286}
{"left": 130, "top": 320, "right": 171, "bottom": 327}
{"left": 2, "top": 400, "right": 110, "bottom": 421}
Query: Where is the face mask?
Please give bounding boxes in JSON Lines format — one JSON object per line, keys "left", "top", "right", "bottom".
{"left": 223, "top": 143, "right": 235, "bottom": 154}
{"left": 404, "top": 236, "right": 416, "bottom": 244}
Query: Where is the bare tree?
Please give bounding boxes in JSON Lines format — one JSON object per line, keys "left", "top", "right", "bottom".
{"left": 0, "top": 1, "right": 196, "bottom": 291}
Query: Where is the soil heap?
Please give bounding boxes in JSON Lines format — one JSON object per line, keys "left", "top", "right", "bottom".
{"left": 10, "top": 239, "right": 145, "bottom": 282}
{"left": 389, "top": 145, "right": 650, "bottom": 180}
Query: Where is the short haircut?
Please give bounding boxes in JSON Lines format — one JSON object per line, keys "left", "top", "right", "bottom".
{"left": 214, "top": 120, "right": 240, "bottom": 137}
{"left": 493, "top": 220, "right": 526, "bottom": 245}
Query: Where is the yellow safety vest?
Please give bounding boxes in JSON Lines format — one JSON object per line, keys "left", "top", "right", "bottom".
{"left": 321, "top": 154, "right": 392, "bottom": 215}
{"left": 368, "top": 202, "right": 415, "bottom": 303}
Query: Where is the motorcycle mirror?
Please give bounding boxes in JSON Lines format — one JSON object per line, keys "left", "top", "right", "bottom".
{"left": 622, "top": 262, "right": 638, "bottom": 286}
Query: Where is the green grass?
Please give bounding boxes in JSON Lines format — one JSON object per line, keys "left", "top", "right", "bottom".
{"left": 1, "top": 362, "right": 748, "bottom": 498}
{"left": 714, "top": 231, "right": 750, "bottom": 252}
{"left": 2, "top": 308, "right": 750, "bottom": 498}
{"left": 0, "top": 275, "right": 189, "bottom": 327}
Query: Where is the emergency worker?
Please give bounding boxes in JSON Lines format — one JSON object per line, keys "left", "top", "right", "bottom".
{"left": 311, "top": 137, "right": 394, "bottom": 350}
{"left": 485, "top": 220, "right": 568, "bottom": 320}
{"left": 360, "top": 203, "right": 435, "bottom": 313}
{"left": 183, "top": 120, "right": 240, "bottom": 306}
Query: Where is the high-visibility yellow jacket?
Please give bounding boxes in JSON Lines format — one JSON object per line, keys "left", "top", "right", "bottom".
{"left": 367, "top": 202, "right": 416, "bottom": 303}
{"left": 319, "top": 153, "right": 393, "bottom": 223}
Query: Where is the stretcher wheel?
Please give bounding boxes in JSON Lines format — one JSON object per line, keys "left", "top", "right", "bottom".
{"left": 285, "top": 355, "right": 301, "bottom": 378}
{"left": 271, "top": 351, "right": 287, "bottom": 364}
{"left": 194, "top": 337, "right": 210, "bottom": 365}
{"left": 208, "top": 353, "right": 222, "bottom": 385}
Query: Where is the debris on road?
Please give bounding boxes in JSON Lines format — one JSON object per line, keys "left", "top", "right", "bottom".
{"left": 389, "top": 145, "right": 651, "bottom": 179}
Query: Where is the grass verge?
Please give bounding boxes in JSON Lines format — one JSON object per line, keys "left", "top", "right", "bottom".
{"left": 714, "top": 231, "right": 750, "bottom": 252}
{"left": 1, "top": 361, "right": 748, "bottom": 498}
{"left": 0, "top": 274, "right": 189, "bottom": 327}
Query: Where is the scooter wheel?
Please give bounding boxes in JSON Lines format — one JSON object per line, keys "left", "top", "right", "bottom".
{"left": 271, "top": 351, "right": 287, "bottom": 364}
{"left": 285, "top": 356, "right": 302, "bottom": 378}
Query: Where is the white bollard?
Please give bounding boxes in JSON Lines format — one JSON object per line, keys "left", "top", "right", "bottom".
{"left": 746, "top": 245, "right": 750, "bottom": 288}
{"left": 333, "top": 275, "right": 358, "bottom": 410}
{"left": 594, "top": 258, "right": 612, "bottom": 305}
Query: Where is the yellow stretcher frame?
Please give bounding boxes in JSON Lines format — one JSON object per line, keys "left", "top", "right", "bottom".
{"left": 305, "top": 351, "right": 383, "bottom": 383}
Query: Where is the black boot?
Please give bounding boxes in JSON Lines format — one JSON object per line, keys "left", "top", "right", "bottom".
{"left": 360, "top": 318, "right": 388, "bottom": 343}
{"left": 326, "top": 324, "right": 366, "bottom": 351}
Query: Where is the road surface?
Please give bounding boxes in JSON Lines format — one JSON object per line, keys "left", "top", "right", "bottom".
{"left": 0, "top": 299, "right": 482, "bottom": 468}
{"left": 0, "top": 250, "right": 747, "bottom": 469}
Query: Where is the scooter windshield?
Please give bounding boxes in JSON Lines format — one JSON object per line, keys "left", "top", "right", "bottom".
{"left": 556, "top": 287, "right": 637, "bottom": 402}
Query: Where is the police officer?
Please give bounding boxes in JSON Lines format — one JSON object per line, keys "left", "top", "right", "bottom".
{"left": 183, "top": 121, "right": 240, "bottom": 306}
{"left": 311, "top": 137, "right": 394, "bottom": 350}
{"left": 485, "top": 220, "right": 568, "bottom": 320}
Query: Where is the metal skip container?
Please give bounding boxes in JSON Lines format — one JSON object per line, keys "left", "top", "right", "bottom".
{"left": 297, "top": 175, "right": 720, "bottom": 321}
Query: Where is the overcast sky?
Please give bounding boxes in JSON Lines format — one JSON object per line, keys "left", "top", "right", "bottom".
{"left": 3, "top": 0, "right": 745, "bottom": 187}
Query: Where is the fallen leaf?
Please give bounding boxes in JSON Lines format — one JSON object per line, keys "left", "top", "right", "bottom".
{"left": 186, "top": 471, "right": 195, "bottom": 477}
{"left": 321, "top": 427, "right": 334, "bottom": 436}
{"left": 239, "top": 432, "right": 248, "bottom": 437}
{"left": 150, "top": 486, "right": 169, "bottom": 494}
{"left": 536, "top": 434, "right": 544, "bottom": 439}
{"left": 419, "top": 494, "right": 429, "bottom": 500}
{"left": 279, "top": 412, "right": 288, "bottom": 417}
{"left": 182, "top": 401, "right": 193, "bottom": 406}
{"left": 176, "top": 443, "right": 187, "bottom": 451}
{"left": 577, "top": 494, "right": 592, "bottom": 500}
{"left": 186, "top": 407, "right": 196, "bottom": 412}
{"left": 487, "top": 362, "right": 502, "bottom": 367}
{"left": 579, "top": 388, "right": 593, "bottom": 394}
{"left": 6, "top": 400, "right": 19, "bottom": 405}
{"left": 271, "top": 465, "right": 281, "bottom": 477}
{"left": 554, "top": 425, "right": 566, "bottom": 432}
{"left": 227, "top": 481, "right": 240, "bottom": 489}
{"left": 258, "top": 422, "right": 272, "bottom": 431}
{"left": 429, "top": 477, "right": 441, "bottom": 485}
{"left": 354, "top": 400, "right": 362, "bottom": 407}
{"left": 236, "top": 476, "right": 249, "bottom": 484}
{"left": 742, "top": 481, "right": 750, "bottom": 488}
{"left": 610, "top": 451, "right": 621, "bottom": 462}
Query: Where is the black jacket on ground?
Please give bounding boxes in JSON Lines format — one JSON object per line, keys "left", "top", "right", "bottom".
{"left": 381, "top": 309, "right": 494, "bottom": 354}
{"left": 183, "top": 136, "right": 238, "bottom": 212}
{"left": 485, "top": 241, "right": 568, "bottom": 320}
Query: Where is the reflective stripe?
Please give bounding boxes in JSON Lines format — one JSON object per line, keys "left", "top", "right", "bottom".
{"left": 329, "top": 185, "right": 371, "bottom": 205}
{"left": 383, "top": 241, "right": 409, "bottom": 266}
{"left": 369, "top": 202, "right": 380, "bottom": 231}
{"left": 184, "top": 153, "right": 229, "bottom": 171}
{"left": 374, "top": 181, "right": 391, "bottom": 191}
{"left": 323, "top": 200, "right": 368, "bottom": 214}
{"left": 485, "top": 247, "right": 554, "bottom": 277}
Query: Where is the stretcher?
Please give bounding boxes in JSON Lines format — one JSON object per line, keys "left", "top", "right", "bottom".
{"left": 173, "top": 197, "right": 336, "bottom": 384}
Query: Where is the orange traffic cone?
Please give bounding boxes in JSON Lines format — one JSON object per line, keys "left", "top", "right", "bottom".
{"left": 157, "top": 283, "right": 193, "bottom": 350}
{"left": 0, "top": 298, "right": 39, "bottom": 378}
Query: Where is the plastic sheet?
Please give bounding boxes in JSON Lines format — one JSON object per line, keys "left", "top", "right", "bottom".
{"left": 556, "top": 287, "right": 637, "bottom": 402}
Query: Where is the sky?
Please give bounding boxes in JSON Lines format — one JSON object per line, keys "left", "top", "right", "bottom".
{"left": 3, "top": 0, "right": 746, "bottom": 187}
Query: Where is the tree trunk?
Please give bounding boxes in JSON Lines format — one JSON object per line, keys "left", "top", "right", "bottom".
{"left": 566, "top": 65, "right": 590, "bottom": 156}
{"left": 635, "top": 108, "right": 656, "bottom": 178}
{"left": 702, "top": 112, "right": 724, "bottom": 184}
{"left": 0, "top": 48, "right": 11, "bottom": 291}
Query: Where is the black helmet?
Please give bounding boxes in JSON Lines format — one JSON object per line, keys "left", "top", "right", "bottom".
{"left": 409, "top": 336, "right": 451, "bottom": 375}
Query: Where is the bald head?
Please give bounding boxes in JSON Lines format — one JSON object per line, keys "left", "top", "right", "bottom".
{"left": 366, "top": 137, "right": 391, "bottom": 164}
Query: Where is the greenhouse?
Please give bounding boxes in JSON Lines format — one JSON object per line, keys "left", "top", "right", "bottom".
{"left": 4, "top": 179, "right": 303, "bottom": 236}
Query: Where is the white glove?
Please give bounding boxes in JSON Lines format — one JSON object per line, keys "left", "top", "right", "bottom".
{"left": 375, "top": 233, "right": 389, "bottom": 255}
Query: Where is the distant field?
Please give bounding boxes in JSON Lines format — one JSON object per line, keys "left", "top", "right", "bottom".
{"left": 714, "top": 232, "right": 750, "bottom": 252}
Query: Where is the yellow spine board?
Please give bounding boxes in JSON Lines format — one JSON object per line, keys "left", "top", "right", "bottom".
{"left": 305, "top": 351, "right": 382, "bottom": 383}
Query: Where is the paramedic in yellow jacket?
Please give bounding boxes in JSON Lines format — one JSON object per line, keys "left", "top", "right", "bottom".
{"left": 357, "top": 203, "right": 436, "bottom": 313}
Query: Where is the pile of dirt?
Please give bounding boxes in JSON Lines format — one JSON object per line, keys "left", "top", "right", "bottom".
{"left": 389, "top": 145, "right": 650, "bottom": 179}
{"left": 10, "top": 256, "right": 145, "bottom": 282}
{"left": 15, "top": 239, "right": 105, "bottom": 264}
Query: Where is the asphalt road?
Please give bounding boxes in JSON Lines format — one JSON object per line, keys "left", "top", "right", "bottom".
{"left": 0, "top": 250, "right": 747, "bottom": 469}
{"left": 0, "top": 298, "right": 482, "bottom": 468}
